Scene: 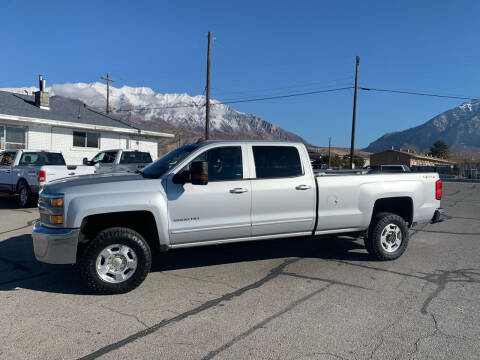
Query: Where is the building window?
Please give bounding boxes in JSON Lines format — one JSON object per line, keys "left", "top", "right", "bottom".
{"left": 0, "top": 125, "right": 26, "bottom": 150}
{"left": 73, "top": 131, "right": 100, "bottom": 148}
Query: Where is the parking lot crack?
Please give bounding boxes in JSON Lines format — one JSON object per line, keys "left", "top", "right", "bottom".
{"left": 282, "top": 272, "right": 370, "bottom": 290}
{"left": 77, "top": 258, "right": 301, "bottom": 360}
{"left": 367, "top": 318, "right": 401, "bottom": 360}
{"left": 162, "top": 272, "right": 238, "bottom": 290}
{"left": 0, "top": 219, "right": 35, "bottom": 236}
{"left": 410, "top": 313, "right": 439, "bottom": 358}
{"left": 200, "top": 284, "right": 332, "bottom": 360}
{"left": 100, "top": 305, "right": 148, "bottom": 328}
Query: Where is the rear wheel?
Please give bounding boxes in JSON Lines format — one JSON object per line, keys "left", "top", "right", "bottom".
{"left": 78, "top": 227, "right": 152, "bottom": 294}
{"left": 17, "top": 181, "right": 32, "bottom": 208}
{"left": 365, "top": 212, "right": 409, "bottom": 260}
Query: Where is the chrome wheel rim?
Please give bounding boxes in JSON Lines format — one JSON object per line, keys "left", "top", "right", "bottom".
{"left": 19, "top": 187, "right": 27, "bottom": 206}
{"left": 96, "top": 244, "right": 138, "bottom": 283}
{"left": 380, "top": 223, "right": 402, "bottom": 253}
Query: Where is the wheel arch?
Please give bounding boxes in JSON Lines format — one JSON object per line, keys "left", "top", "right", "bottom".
{"left": 371, "top": 197, "right": 413, "bottom": 227}
{"left": 77, "top": 211, "right": 161, "bottom": 258}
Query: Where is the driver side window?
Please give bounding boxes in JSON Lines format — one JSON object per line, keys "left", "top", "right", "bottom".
{"left": 188, "top": 146, "right": 243, "bottom": 181}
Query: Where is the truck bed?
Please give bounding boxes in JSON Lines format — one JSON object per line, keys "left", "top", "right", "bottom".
{"left": 314, "top": 172, "right": 440, "bottom": 233}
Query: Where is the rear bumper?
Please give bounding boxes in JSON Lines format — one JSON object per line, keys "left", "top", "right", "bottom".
{"left": 32, "top": 221, "right": 79, "bottom": 264}
{"left": 431, "top": 208, "right": 445, "bottom": 224}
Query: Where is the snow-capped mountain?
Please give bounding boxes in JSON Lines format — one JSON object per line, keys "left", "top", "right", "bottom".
{"left": 2, "top": 82, "right": 305, "bottom": 145}
{"left": 364, "top": 99, "right": 480, "bottom": 153}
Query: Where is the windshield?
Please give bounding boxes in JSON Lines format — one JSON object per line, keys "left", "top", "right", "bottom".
{"left": 91, "top": 151, "right": 116, "bottom": 164}
{"left": 19, "top": 152, "right": 66, "bottom": 166}
{"left": 141, "top": 144, "right": 200, "bottom": 178}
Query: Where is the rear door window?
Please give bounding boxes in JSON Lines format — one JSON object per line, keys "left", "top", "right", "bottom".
{"left": 120, "top": 152, "right": 153, "bottom": 164}
{"left": 253, "top": 146, "right": 303, "bottom": 179}
{"left": 18, "top": 152, "right": 66, "bottom": 166}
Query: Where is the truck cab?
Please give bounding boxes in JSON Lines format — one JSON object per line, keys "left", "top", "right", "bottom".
{"left": 83, "top": 149, "right": 153, "bottom": 174}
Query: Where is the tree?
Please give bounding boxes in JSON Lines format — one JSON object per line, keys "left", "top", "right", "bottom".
{"left": 429, "top": 140, "right": 449, "bottom": 159}
{"left": 353, "top": 156, "right": 366, "bottom": 168}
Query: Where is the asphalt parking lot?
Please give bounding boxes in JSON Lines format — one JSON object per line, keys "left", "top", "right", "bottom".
{"left": 1, "top": 182, "right": 479, "bottom": 360}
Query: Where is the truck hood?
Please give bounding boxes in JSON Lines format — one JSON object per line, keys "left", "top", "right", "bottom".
{"left": 42, "top": 173, "right": 158, "bottom": 196}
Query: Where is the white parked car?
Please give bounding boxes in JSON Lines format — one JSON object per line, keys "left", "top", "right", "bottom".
{"left": 0, "top": 149, "right": 96, "bottom": 207}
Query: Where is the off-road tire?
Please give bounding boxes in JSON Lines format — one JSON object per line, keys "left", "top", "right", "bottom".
{"left": 365, "top": 212, "right": 409, "bottom": 260}
{"left": 17, "top": 180, "right": 33, "bottom": 208}
{"left": 78, "top": 227, "right": 152, "bottom": 294}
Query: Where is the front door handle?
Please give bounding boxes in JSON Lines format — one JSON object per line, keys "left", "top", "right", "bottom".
{"left": 230, "top": 187, "right": 248, "bottom": 194}
{"left": 296, "top": 184, "right": 312, "bottom": 190}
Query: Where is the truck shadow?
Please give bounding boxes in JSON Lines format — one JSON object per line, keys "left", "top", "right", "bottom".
{"left": 0, "top": 195, "right": 20, "bottom": 209}
{"left": 0, "top": 195, "right": 37, "bottom": 210}
{"left": 0, "top": 234, "right": 368, "bottom": 295}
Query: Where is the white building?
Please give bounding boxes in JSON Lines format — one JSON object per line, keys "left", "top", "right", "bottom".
{"left": 0, "top": 78, "right": 173, "bottom": 164}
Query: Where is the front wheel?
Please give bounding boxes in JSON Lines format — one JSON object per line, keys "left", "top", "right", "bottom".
{"left": 78, "top": 227, "right": 152, "bottom": 294}
{"left": 365, "top": 212, "right": 409, "bottom": 260}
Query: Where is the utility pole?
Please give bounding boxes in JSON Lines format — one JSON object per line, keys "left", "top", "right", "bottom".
{"left": 100, "top": 72, "right": 115, "bottom": 114}
{"left": 205, "top": 31, "right": 212, "bottom": 140}
{"left": 349, "top": 56, "right": 359, "bottom": 169}
{"left": 328, "top": 136, "right": 332, "bottom": 169}
{"left": 178, "top": 135, "right": 181, "bottom": 148}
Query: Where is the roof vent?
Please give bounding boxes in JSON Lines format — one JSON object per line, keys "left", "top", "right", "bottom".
{"left": 34, "top": 75, "right": 50, "bottom": 110}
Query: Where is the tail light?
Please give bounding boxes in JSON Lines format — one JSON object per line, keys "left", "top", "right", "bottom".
{"left": 38, "top": 170, "right": 46, "bottom": 183}
{"left": 435, "top": 179, "right": 442, "bottom": 200}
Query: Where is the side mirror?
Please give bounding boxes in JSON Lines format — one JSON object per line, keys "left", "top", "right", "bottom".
{"left": 82, "top": 157, "right": 88, "bottom": 165}
{"left": 190, "top": 161, "right": 208, "bottom": 185}
{"left": 172, "top": 170, "right": 190, "bottom": 184}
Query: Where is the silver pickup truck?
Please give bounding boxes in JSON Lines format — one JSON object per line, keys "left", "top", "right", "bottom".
{"left": 32, "top": 141, "right": 444, "bottom": 294}
{"left": 83, "top": 149, "right": 153, "bottom": 174}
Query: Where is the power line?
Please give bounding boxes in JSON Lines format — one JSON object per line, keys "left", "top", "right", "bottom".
{"left": 114, "top": 85, "right": 479, "bottom": 113}
{"left": 116, "top": 101, "right": 205, "bottom": 112}
{"left": 115, "top": 86, "right": 353, "bottom": 112}
{"left": 359, "top": 87, "right": 479, "bottom": 101}
{"left": 211, "top": 76, "right": 354, "bottom": 98}
{"left": 217, "top": 86, "right": 354, "bottom": 105}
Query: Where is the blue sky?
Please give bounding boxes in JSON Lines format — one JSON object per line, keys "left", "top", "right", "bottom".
{"left": 1, "top": 0, "right": 479, "bottom": 147}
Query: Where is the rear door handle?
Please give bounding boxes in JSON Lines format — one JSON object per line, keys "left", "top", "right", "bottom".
{"left": 230, "top": 187, "right": 248, "bottom": 194}
{"left": 296, "top": 184, "right": 312, "bottom": 190}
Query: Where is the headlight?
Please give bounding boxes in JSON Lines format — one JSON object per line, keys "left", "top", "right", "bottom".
{"left": 50, "top": 198, "right": 64, "bottom": 207}
{"left": 38, "top": 194, "right": 65, "bottom": 226}
{"left": 49, "top": 215, "right": 64, "bottom": 224}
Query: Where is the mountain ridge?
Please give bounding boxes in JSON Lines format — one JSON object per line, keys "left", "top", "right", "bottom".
{"left": 364, "top": 99, "right": 480, "bottom": 153}
{"left": 1, "top": 82, "right": 307, "bottom": 152}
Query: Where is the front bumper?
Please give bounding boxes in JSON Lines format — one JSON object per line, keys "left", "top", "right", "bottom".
{"left": 431, "top": 208, "right": 445, "bottom": 224}
{"left": 32, "top": 221, "right": 79, "bottom": 264}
